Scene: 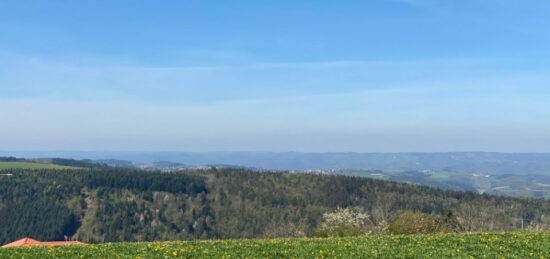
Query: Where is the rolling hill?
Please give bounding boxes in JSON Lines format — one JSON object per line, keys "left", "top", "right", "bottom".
{"left": 0, "top": 161, "right": 78, "bottom": 170}
{"left": 1, "top": 166, "right": 550, "bottom": 245}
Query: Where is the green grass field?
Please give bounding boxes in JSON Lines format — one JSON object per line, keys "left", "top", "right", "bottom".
{"left": 1, "top": 232, "right": 550, "bottom": 258}
{"left": 0, "top": 162, "right": 78, "bottom": 170}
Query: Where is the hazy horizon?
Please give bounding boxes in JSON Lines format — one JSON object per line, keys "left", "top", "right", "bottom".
{"left": 3, "top": 150, "right": 550, "bottom": 154}
{"left": 1, "top": 0, "right": 549, "bottom": 152}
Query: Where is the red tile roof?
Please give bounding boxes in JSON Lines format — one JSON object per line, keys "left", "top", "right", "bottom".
{"left": 2, "top": 238, "right": 86, "bottom": 248}
{"left": 2, "top": 238, "right": 42, "bottom": 248}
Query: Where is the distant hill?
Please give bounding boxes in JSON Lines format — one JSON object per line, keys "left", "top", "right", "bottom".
{"left": 0, "top": 161, "right": 77, "bottom": 170}
{"left": 330, "top": 169, "right": 550, "bottom": 199}
{"left": 94, "top": 159, "right": 134, "bottom": 168}
{"left": 6, "top": 153, "right": 550, "bottom": 199}
{"left": 0, "top": 157, "right": 131, "bottom": 170}
{"left": 0, "top": 157, "right": 80, "bottom": 170}
{"left": 3, "top": 151, "right": 550, "bottom": 174}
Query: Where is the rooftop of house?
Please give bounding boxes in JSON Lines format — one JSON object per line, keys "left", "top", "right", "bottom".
{"left": 2, "top": 238, "right": 86, "bottom": 248}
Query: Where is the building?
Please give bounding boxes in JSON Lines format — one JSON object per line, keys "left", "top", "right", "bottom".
{"left": 2, "top": 237, "right": 86, "bottom": 248}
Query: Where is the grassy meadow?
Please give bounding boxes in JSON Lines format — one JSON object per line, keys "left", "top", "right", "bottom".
{"left": 2, "top": 232, "right": 550, "bottom": 258}
{"left": 0, "top": 162, "right": 78, "bottom": 170}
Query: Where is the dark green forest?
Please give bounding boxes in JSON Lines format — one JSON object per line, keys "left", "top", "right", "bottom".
{"left": 1, "top": 167, "right": 550, "bottom": 244}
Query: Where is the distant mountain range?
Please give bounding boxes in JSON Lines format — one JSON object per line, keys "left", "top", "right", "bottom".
{"left": 2, "top": 151, "right": 550, "bottom": 175}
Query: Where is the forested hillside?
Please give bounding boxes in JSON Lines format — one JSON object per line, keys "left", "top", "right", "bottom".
{"left": 1, "top": 167, "right": 550, "bottom": 244}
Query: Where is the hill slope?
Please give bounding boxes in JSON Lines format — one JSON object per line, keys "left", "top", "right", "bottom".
{"left": 1, "top": 168, "right": 550, "bottom": 244}
{"left": 0, "top": 161, "right": 78, "bottom": 170}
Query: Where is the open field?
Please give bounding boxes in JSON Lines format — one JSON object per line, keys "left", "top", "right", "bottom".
{"left": 0, "top": 162, "right": 78, "bottom": 170}
{"left": 2, "top": 232, "right": 550, "bottom": 258}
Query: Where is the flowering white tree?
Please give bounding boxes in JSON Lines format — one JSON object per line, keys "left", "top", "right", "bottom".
{"left": 316, "top": 207, "right": 382, "bottom": 237}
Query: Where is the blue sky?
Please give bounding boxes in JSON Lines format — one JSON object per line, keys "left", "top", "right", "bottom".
{"left": 0, "top": 0, "right": 549, "bottom": 152}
